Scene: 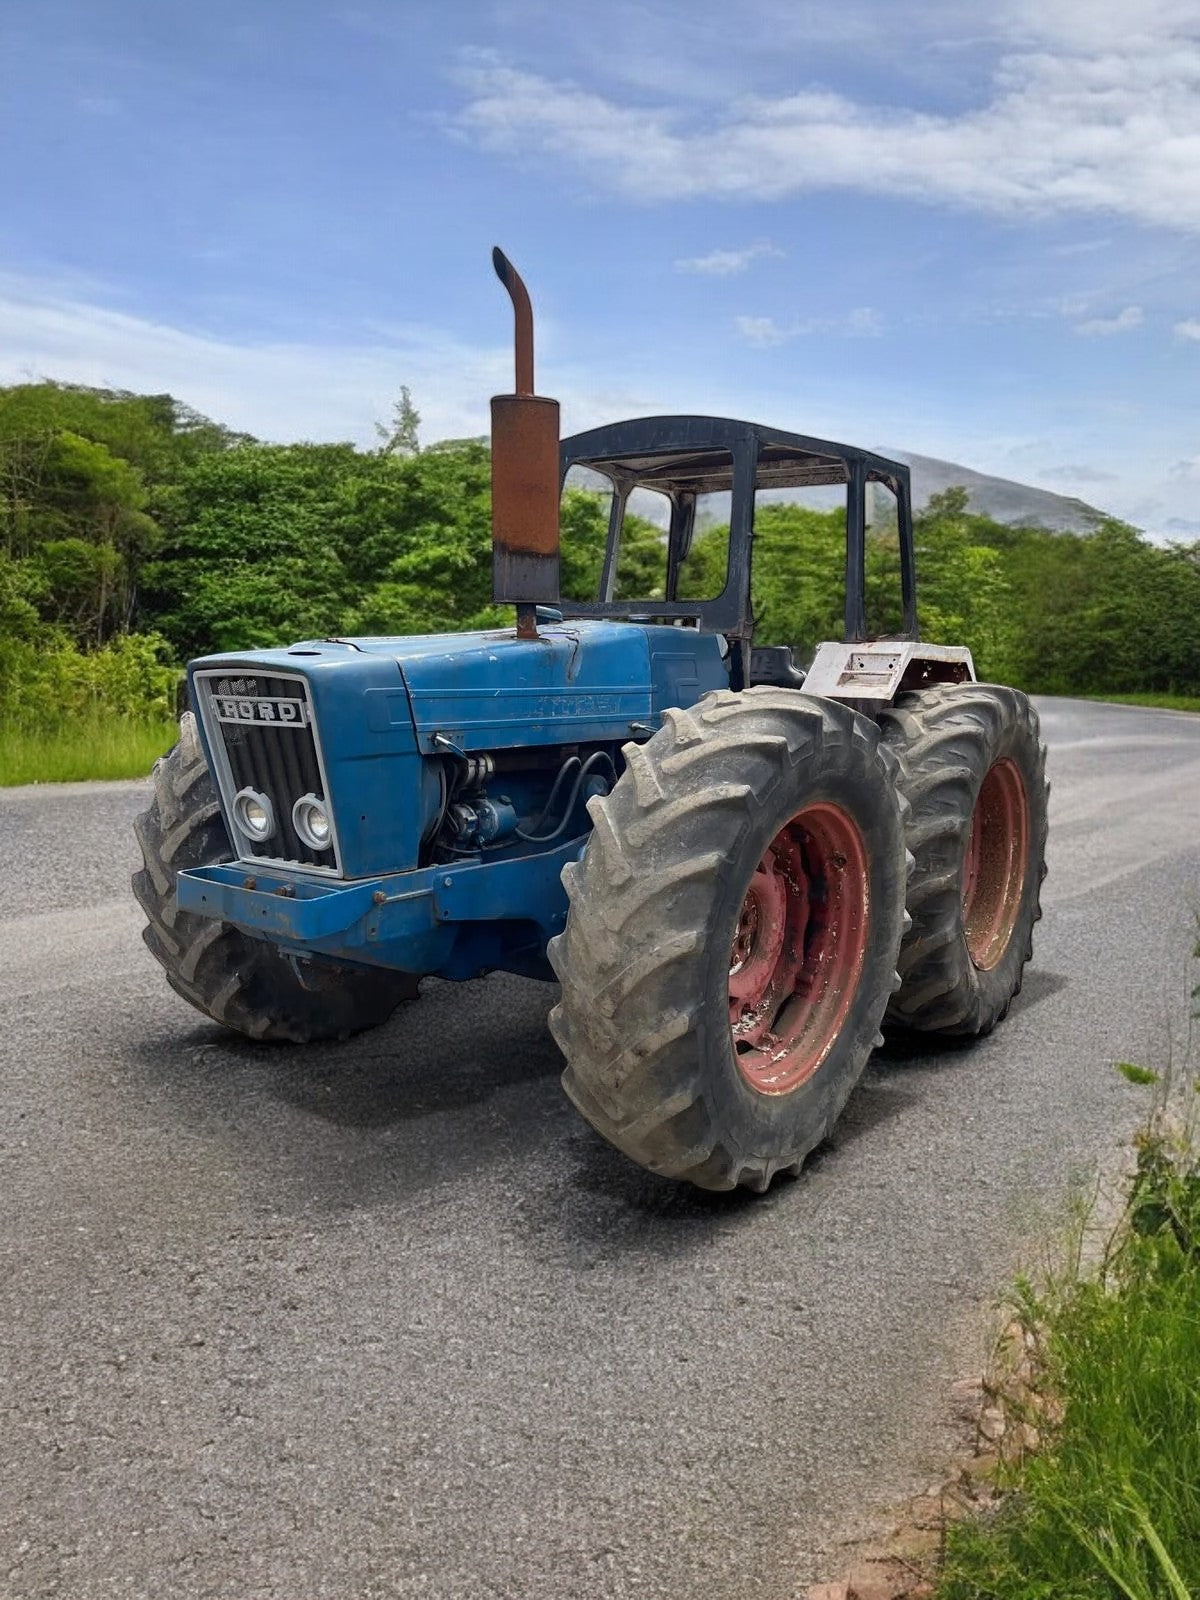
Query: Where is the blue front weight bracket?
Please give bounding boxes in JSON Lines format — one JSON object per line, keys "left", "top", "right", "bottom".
{"left": 175, "top": 841, "right": 581, "bottom": 983}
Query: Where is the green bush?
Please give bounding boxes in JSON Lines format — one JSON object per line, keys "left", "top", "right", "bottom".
{"left": 0, "top": 629, "right": 180, "bottom": 731}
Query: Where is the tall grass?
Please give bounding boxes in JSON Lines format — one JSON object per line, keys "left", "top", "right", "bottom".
{"left": 0, "top": 629, "right": 181, "bottom": 784}
{"left": 938, "top": 984, "right": 1200, "bottom": 1600}
{"left": 1081, "top": 692, "right": 1200, "bottom": 714}
{"left": 940, "top": 1215, "right": 1200, "bottom": 1597}
{"left": 0, "top": 716, "right": 177, "bottom": 785}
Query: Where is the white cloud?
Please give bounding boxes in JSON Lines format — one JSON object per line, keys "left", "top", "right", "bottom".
{"left": 735, "top": 308, "right": 882, "bottom": 345}
{"left": 1074, "top": 305, "right": 1144, "bottom": 336}
{"left": 0, "top": 275, "right": 650, "bottom": 447}
{"left": 734, "top": 316, "right": 786, "bottom": 347}
{"left": 674, "top": 242, "right": 783, "bottom": 276}
{"left": 453, "top": 9, "right": 1200, "bottom": 232}
{"left": 1005, "top": 0, "right": 1199, "bottom": 53}
{"left": 1174, "top": 318, "right": 1200, "bottom": 340}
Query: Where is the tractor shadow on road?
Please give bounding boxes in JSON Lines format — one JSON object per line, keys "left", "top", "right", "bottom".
{"left": 550, "top": 1067, "right": 924, "bottom": 1257}
{"left": 543, "top": 1130, "right": 789, "bottom": 1262}
{"left": 874, "top": 964, "right": 1070, "bottom": 1071}
{"left": 495, "top": 972, "right": 1074, "bottom": 1251}
{"left": 260, "top": 973, "right": 563, "bottom": 1128}
{"left": 541, "top": 1081, "right": 930, "bottom": 1261}
{"left": 130, "top": 972, "right": 577, "bottom": 1205}
{"left": 129, "top": 964, "right": 1071, "bottom": 1223}
{"left": 1004, "top": 965, "right": 1069, "bottom": 1013}
{"left": 151, "top": 971, "right": 560, "bottom": 1118}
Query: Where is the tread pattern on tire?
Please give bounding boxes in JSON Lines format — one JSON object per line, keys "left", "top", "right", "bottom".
{"left": 133, "top": 712, "right": 416, "bottom": 1042}
{"left": 880, "top": 683, "right": 1049, "bottom": 1037}
{"left": 548, "top": 687, "right": 910, "bottom": 1192}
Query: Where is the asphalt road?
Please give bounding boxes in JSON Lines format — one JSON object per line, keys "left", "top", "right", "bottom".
{"left": 3, "top": 697, "right": 1199, "bottom": 1600}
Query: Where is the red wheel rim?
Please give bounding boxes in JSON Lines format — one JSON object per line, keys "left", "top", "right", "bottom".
{"left": 729, "top": 803, "right": 870, "bottom": 1096}
{"left": 962, "top": 758, "right": 1029, "bottom": 970}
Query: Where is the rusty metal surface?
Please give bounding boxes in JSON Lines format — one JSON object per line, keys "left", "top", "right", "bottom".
{"left": 729, "top": 803, "right": 870, "bottom": 1096}
{"left": 492, "top": 247, "right": 535, "bottom": 396}
{"left": 491, "top": 394, "right": 561, "bottom": 605}
{"left": 490, "top": 250, "right": 561, "bottom": 610}
{"left": 963, "top": 757, "right": 1030, "bottom": 970}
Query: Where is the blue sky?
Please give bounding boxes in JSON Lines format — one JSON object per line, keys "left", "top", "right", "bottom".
{"left": 2, "top": 0, "right": 1198, "bottom": 535}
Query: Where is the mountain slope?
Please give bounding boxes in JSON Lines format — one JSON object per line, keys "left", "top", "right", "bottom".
{"left": 885, "top": 449, "right": 1109, "bottom": 533}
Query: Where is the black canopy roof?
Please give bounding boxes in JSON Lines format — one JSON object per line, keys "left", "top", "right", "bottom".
{"left": 561, "top": 415, "right": 910, "bottom": 497}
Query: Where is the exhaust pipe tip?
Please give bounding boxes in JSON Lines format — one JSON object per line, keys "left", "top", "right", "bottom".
{"left": 492, "top": 245, "right": 535, "bottom": 398}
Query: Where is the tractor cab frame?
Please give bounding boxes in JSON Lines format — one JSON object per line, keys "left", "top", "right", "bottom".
{"left": 558, "top": 416, "right": 918, "bottom": 649}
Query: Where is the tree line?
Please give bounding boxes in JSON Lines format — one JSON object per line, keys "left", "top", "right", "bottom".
{"left": 2, "top": 379, "right": 1199, "bottom": 736}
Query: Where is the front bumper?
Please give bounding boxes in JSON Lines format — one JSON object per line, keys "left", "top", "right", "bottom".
{"left": 176, "top": 841, "right": 580, "bottom": 983}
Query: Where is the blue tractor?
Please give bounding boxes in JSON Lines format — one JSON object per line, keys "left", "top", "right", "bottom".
{"left": 134, "top": 252, "right": 1048, "bottom": 1191}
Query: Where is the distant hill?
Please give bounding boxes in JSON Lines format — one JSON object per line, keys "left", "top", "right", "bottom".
{"left": 885, "top": 450, "right": 1109, "bottom": 534}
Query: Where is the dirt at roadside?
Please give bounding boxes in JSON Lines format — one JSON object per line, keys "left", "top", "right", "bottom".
{"left": 802, "top": 1155, "right": 1136, "bottom": 1600}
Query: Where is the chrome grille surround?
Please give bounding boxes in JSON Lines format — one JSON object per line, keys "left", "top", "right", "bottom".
{"left": 193, "top": 668, "right": 344, "bottom": 878}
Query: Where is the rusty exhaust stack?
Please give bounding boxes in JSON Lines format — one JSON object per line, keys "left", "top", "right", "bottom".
{"left": 490, "top": 248, "right": 560, "bottom": 640}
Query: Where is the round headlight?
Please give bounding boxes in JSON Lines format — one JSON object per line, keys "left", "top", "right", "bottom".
{"left": 233, "top": 787, "right": 275, "bottom": 842}
{"left": 293, "top": 794, "right": 333, "bottom": 851}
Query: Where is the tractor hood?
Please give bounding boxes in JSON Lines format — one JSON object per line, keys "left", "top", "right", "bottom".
{"left": 191, "top": 619, "right": 726, "bottom": 756}
{"left": 374, "top": 619, "right": 726, "bottom": 752}
{"left": 383, "top": 621, "right": 653, "bottom": 753}
{"left": 186, "top": 620, "right": 727, "bottom": 880}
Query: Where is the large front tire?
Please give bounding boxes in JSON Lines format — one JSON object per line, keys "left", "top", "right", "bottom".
{"left": 548, "top": 689, "right": 910, "bottom": 1192}
{"left": 133, "top": 713, "right": 417, "bottom": 1042}
{"left": 879, "top": 683, "right": 1048, "bottom": 1037}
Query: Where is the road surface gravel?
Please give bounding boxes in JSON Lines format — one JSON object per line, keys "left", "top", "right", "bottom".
{"left": 2, "top": 697, "right": 1198, "bottom": 1599}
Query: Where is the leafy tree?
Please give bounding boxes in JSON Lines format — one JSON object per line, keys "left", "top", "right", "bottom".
{"left": 0, "top": 382, "right": 243, "bottom": 650}
{"left": 0, "top": 628, "right": 178, "bottom": 730}
{"left": 144, "top": 443, "right": 362, "bottom": 656}
{"left": 908, "top": 489, "right": 1018, "bottom": 678}
{"left": 0, "top": 382, "right": 242, "bottom": 487}
{"left": 374, "top": 386, "right": 421, "bottom": 458}
{"left": 680, "top": 502, "right": 846, "bottom": 661}
{"left": 0, "top": 549, "right": 42, "bottom": 642}
{"left": 343, "top": 438, "right": 494, "bottom": 633}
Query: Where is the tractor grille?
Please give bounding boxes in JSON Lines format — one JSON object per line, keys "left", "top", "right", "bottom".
{"left": 195, "top": 669, "right": 341, "bottom": 875}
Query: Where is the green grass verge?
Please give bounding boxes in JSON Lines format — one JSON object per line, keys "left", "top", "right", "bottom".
{"left": 1079, "top": 692, "right": 1200, "bottom": 714}
{"left": 0, "top": 717, "right": 178, "bottom": 785}
{"left": 938, "top": 1072, "right": 1200, "bottom": 1600}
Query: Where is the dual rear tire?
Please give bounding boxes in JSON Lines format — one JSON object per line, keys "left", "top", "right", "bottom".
{"left": 551, "top": 683, "right": 1048, "bottom": 1191}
